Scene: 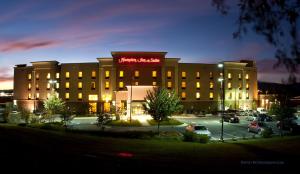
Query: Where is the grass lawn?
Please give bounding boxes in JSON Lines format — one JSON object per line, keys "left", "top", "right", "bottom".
{"left": 147, "top": 118, "right": 183, "bottom": 126}
{"left": 0, "top": 124, "right": 299, "bottom": 172}
{"left": 106, "top": 119, "right": 142, "bottom": 127}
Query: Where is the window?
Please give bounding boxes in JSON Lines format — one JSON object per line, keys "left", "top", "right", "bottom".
{"left": 28, "top": 73, "right": 32, "bottom": 80}
{"left": 78, "top": 82, "right": 83, "bottom": 89}
{"left": 209, "top": 92, "right": 213, "bottom": 99}
{"left": 152, "top": 81, "right": 157, "bottom": 86}
{"left": 239, "top": 83, "right": 242, "bottom": 90}
{"left": 246, "top": 83, "right": 249, "bottom": 89}
{"left": 181, "top": 81, "right": 186, "bottom": 89}
{"left": 36, "top": 73, "right": 39, "bottom": 80}
{"left": 246, "top": 92, "right": 249, "bottom": 99}
{"left": 36, "top": 83, "right": 39, "bottom": 90}
{"left": 65, "top": 93, "right": 69, "bottom": 100}
{"left": 196, "top": 72, "right": 200, "bottom": 79}
{"left": 239, "top": 93, "right": 242, "bottom": 99}
{"left": 134, "top": 70, "right": 139, "bottom": 78}
{"left": 209, "top": 72, "right": 213, "bottom": 79}
{"left": 135, "top": 81, "right": 139, "bottom": 86}
{"left": 78, "top": 93, "right": 82, "bottom": 100}
{"left": 228, "top": 82, "right": 232, "bottom": 89}
{"left": 181, "top": 92, "right": 186, "bottom": 99}
{"left": 28, "top": 83, "right": 31, "bottom": 90}
{"left": 56, "top": 93, "right": 59, "bottom": 98}
{"left": 47, "top": 73, "right": 50, "bottom": 79}
{"left": 119, "top": 81, "right": 124, "bottom": 88}
{"left": 181, "top": 71, "right": 186, "bottom": 78}
{"left": 28, "top": 93, "right": 31, "bottom": 99}
{"left": 47, "top": 83, "right": 50, "bottom": 90}
{"left": 78, "top": 71, "right": 83, "bottom": 78}
{"left": 89, "top": 95, "right": 98, "bottom": 101}
{"left": 105, "top": 81, "right": 109, "bottom": 89}
{"left": 56, "top": 73, "right": 60, "bottom": 79}
{"left": 119, "top": 71, "right": 124, "bottom": 78}
{"left": 167, "top": 71, "right": 172, "bottom": 78}
{"left": 167, "top": 81, "right": 172, "bottom": 89}
{"left": 105, "top": 71, "right": 110, "bottom": 78}
{"left": 238, "top": 73, "right": 242, "bottom": 79}
{"left": 220, "top": 72, "right": 223, "bottom": 77}
{"left": 228, "top": 93, "right": 232, "bottom": 99}
{"left": 36, "top": 93, "right": 39, "bottom": 99}
{"left": 245, "top": 74, "right": 249, "bottom": 80}
{"left": 47, "top": 93, "right": 50, "bottom": 99}
{"left": 152, "top": 71, "right": 157, "bottom": 78}
{"left": 56, "top": 83, "right": 59, "bottom": 89}
{"left": 92, "top": 71, "right": 96, "bottom": 78}
{"left": 209, "top": 82, "right": 214, "bottom": 89}
{"left": 65, "top": 72, "right": 70, "bottom": 78}
{"left": 65, "top": 82, "right": 70, "bottom": 89}
{"left": 196, "top": 82, "right": 200, "bottom": 89}
{"left": 196, "top": 92, "right": 200, "bottom": 99}
{"left": 91, "top": 82, "right": 96, "bottom": 89}
{"left": 228, "top": 73, "right": 232, "bottom": 79}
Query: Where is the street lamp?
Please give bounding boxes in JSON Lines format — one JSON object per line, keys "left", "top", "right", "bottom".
{"left": 218, "top": 63, "right": 225, "bottom": 142}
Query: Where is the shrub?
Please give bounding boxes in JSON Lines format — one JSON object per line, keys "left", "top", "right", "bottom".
{"left": 261, "top": 127, "right": 273, "bottom": 138}
{"left": 198, "top": 134, "right": 209, "bottom": 144}
{"left": 147, "top": 118, "right": 183, "bottom": 126}
{"left": 183, "top": 131, "right": 198, "bottom": 142}
{"left": 40, "top": 122, "right": 64, "bottom": 130}
{"left": 107, "top": 120, "right": 142, "bottom": 127}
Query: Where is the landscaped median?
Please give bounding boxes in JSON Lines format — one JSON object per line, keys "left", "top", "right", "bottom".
{"left": 147, "top": 118, "right": 183, "bottom": 126}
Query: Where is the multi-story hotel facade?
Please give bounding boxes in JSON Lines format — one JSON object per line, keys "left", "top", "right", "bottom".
{"left": 14, "top": 51, "right": 258, "bottom": 115}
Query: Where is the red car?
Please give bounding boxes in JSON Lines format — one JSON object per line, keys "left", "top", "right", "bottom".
{"left": 248, "top": 121, "right": 265, "bottom": 134}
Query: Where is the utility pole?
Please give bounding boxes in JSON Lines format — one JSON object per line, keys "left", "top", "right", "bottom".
{"left": 218, "top": 63, "right": 225, "bottom": 142}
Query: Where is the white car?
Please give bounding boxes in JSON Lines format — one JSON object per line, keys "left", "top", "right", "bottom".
{"left": 186, "top": 124, "right": 212, "bottom": 138}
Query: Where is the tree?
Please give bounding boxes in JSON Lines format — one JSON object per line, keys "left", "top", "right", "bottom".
{"left": 212, "top": 0, "right": 300, "bottom": 83}
{"left": 143, "top": 87, "right": 183, "bottom": 134}
{"left": 43, "top": 92, "right": 65, "bottom": 122}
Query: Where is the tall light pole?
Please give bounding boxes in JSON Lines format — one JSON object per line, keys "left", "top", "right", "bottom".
{"left": 218, "top": 63, "right": 225, "bottom": 142}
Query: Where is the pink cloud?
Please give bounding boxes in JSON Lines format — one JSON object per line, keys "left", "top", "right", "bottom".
{"left": 0, "top": 40, "right": 61, "bottom": 52}
{"left": 0, "top": 67, "right": 13, "bottom": 83}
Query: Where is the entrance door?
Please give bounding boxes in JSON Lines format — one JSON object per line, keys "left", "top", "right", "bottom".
{"left": 104, "top": 102, "right": 110, "bottom": 112}
{"left": 89, "top": 102, "right": 97, "bottom": 113}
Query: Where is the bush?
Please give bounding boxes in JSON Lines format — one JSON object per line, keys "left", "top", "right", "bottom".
{"left": 261, "top": 127, "right": 273, "bottom": 138}
{"left": 183, "top": 131, "right": 198, "bottom": 142}
{"left": 107, "top": 119, "right": 142, "bottom": 127}
{"left": 40, "top": 122, "right": 64, "bottom": 130}
{"left": 147, "top": 118, "right": 183, "bottom": 126}
{"left": 198, "top": 134, "right": 209, "bottom": 144}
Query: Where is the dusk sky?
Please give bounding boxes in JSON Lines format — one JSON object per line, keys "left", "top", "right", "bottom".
{"left": 0, "top": 0, "right": 297, "bottom": 89}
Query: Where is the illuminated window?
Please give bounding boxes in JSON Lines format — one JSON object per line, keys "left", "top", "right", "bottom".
{"left": 239, "top": 83, "right": 242, "bottom": 89}
{"left": 78, "top": 71, "right": 83, "bottom": 78}
{"left": 228, "top": 93, "right": 232, "bottom": 99}
{"left": 89, "top": 94, "right": 98, "bottom": 101}
{"left": 56, "top": 83, "right": 59, "bottom": 89}
{"left": 135, "top": 82, "right": 139, "bottom": 86}
{"left": 209, "top": 72, "right": 213, "bottom": 79}
{"left": 36, "top": 93, "right": 39, "bottom": 99}
{"left": 182, "top": 71, "right": 186, "bottom": 78}
{"left": 196, "top": 82, "right": 200, "bottom": 89}
{"left": 209, "top": 92, "right": 213, "bottom": 99}
{"left": 167, "top": 81, "right": 172, "bottom": 89}
{"left": 91, "top": 82, "right": 96, "bottom": 89}
{"left": 28, "top": 74, "right": 32, "bottom": 80}
{"left": 238, "top": 73, "right": 242, "bottom": 79}
{"left": 65, "top": 93, "right": 69, "bottom": 100}
{"left": 28, "top": 83, "right": 31, "bottom": 90}
{"left": 196, "top": 72, "right": 200, "bottom": 79}
{"left": 47, "top": 73, "right": 50, "bottom": 79}
{"left": 239, "top": 93, "right": 242, "bottom": 99}
{"left": 152, "top": 81, "right": 157, "bottom": 86}
{"left": 210, "top": 82, "right": 214, "bottom": 89}
{"left": 134, "top": 70, "right": 139, "bottom": 78}
{"left": 228, "top": 82, "right": 232, "bottom": 89}
{"left": 78, "top": 93, "right": 82, "bottom": 100}
{"left": 246, "top": 83, "right": 249, "bottom": 89}
{"left": 220, "top": 72, "right": 223, "bottom": 77}
{"left": 47, "top": 93, "right": 50, "bottom": 99}
{"left": 246, "top": 92, "right": 249, "bottom": 99}
{"left": 65, "top": 82, "right": 70, "bottom": 89}
{"left": 105, "top": 71, "right": 110, "bottom": 78}
{"left": 56, "top": 73, "right": 60, "bottom": 79}
{"left": 228, "top": 73, "right": 232, "bottom": 79}
{"left": 78, "top": 82, "right": 83, "bottom": 89}
{"left": 47, "top": 83, "right": 51, "bottom": 90}
{"left": 152, "top": 71, "right": 157, "bottom": 78}
{"left": 65, "top": 72, "right": 70, "bottom": 78}
{"left": 28, "top": 93, "right": 31, "bottom": 99}
{"left": 36, "top": 83, "right": 39, "bottom": 90}
{"left": 245, "top": 74, "right": 249, "bottom": 80}
{"left": 196, "top": 92, "right": 200, "bottom": 99}
{"left": 167, "top": 71, "right": 172, "bottom": 78}
{"left": 119, "top": 81, "right": 124, "bottom": 88}
{"left": 91, "top": 71, "right": 96, "bottom": 78}
{"left": 105, "top": 81, "right": 109, "bottom": 89}
{"left": 119, "top": 71, "right": 124, "bottom": 78}
{"left": 56, "top": 93, "right": 59, "bottom": 98}
{"left": 181, "top": 92, "right": 186, "bottom": 99}
{"left": 181, "top": 81, "right": 186, "bottom": 89}
{"left": 36, "top": 73, "right": 39, "bottom": 80}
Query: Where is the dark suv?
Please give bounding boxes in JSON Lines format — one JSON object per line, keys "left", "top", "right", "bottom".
{"left": 277, "top": 116, "right": 300, "bottom": 133}
{"left": 222, "top": 113, "right": 240, "bottom": 123}
{"left": 256, "top": 114, "right": 273, "bottom": 122}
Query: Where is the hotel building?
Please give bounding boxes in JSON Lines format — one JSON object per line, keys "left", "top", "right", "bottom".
{"left": 14, "top": 51, "right": 258, "bottom": 115}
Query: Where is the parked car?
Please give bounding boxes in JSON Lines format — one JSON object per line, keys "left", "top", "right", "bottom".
{"left": 257, "top": 107, "right": 268, "bottom": 114}
{"left": 245, "top": 113, "right": 258, "bottom": 121}
{"left": 222, "top": 114, "right": 240, "bottom": 123}
{"left": 277, "top": 116, "right": 300, "bottom": 133}
{"left": 256, "top": 114, "right": 273, "bottom": 122}
{"left": 248, "top": 121, "right": 271, "bottom": 134}
{"left": 185, "top": 124, "right": 212, "bottom": 138}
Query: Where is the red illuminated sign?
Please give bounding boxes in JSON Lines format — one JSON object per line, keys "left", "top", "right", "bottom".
{"left": 118, "top": 57, "right": 160, "bottom": 64}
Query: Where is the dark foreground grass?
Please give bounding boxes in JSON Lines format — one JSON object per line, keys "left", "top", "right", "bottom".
{"left": 0, "top": 124, "right": 299, "bottom": 173}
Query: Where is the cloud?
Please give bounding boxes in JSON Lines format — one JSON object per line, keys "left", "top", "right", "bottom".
{"left": 0, "top": 67, "right": 13, "bottom": 83}
{"left": 0, "top": 40, "right": 61, "bottom": 52}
